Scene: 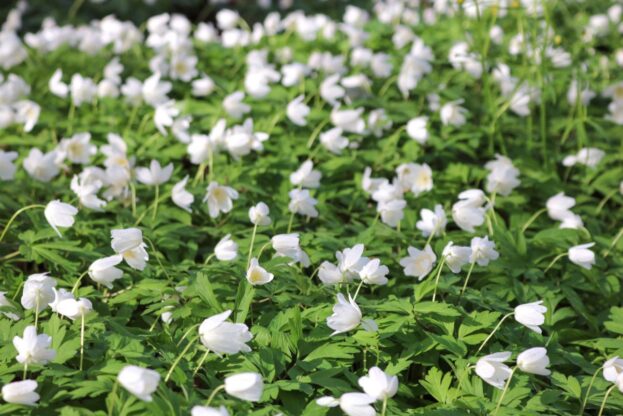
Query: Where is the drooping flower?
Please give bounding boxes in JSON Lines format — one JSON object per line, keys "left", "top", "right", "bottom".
{"left": 358, "top": 366, "right": 399, "bottom": 401}
{"left": 198, "top": 310, "right": 252, "bottom": 354}
{"left": 224, "top": 372, "right": 263, "bottom": 402}
{"left": 1, "top": 380, "right": 39, "bottom": 406}
{"left": 568, "top": 243, "right": 596, "bottom": 270}
{"left": 21, "top": 273, "right": 56, "bottom": 313}
{"left": 171, "top": 176, "right": 194, "bottom": 212}
{"left": 246, "top": 258, "right": 274, "bottom": 286}
{"left": 88, "top": 255, "right": 124, "bottom": 288}
{"left": 214, "top": 234, "right": 238, "bottom": 261}
{"left": 118, "top": 365, "right": 160, "bottom": 402}
{"left": 400, "top": 245, "right": 436, "bottom": 280}
{"left": 517, "top": 347, "right": 551, "bottom": 376}
{"left": 44, "top": 200, "right": 78, "bottom": 237}
{"left": 475, "top": 352, "right": 513, "bottom": 389}
{"left": 514, "top": 301, "right": 547, "bottom": 334}
{"left": 327, "top": 293, "right": 362, "bottom": 335}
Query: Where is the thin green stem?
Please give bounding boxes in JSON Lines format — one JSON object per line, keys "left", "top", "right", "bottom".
{"left": 144, "top": 237, "right": 171, "bottom": 280}
{"left": 544, "top": 253, "right": 567, "bottom": 273}
{"left": 459, "top": 261, "right": 477, "bottom": 299}
{"left": 521, "top": 208, "right": 547, "bottom": 234}
{"left": 0, "top": 204, "right": 46, "bottom": 243}
{"left": 476, "top": 312, "right": 514, "bottom": 354}
{"left": 381, "top": 397, "right": 388, "bottom": 416}
{"left": 353, "top": 281, "right": 365, "bottom": 301}
{"left": 432, "top": 257, "right": 446, "bottom": 302}
{"left": 604, "top": 228, "right": 623, "bottom": 258}
{"left": 80, "top": 313, "right": 85, "bottom": 371}
{"left": 71, "top": 271, "right": 89, "bottom": 294}
{"left": 597, "top": 384, "right": 616, "bottom": 416}
{"left": 205, "top": 384, "right": 226, "bottom": 407}
{"left": 193, "top": 350, "right": 210, "bottom": 377}
{"left": 34, "top": 297, "right": 40, "bottom": 332}
{"left": 493, "top": 367, "right": 516, "bottom": 415}
{"left": 580, "top": 366, "right": 602, "bottom": 415}
{"left": 152, "top": 185, "right": 160, "bottom": 221}
{"left": 165, "top": 337, "right": 196, "bottom": 382}
{"left": 286, "top": 211, "right": 295, "bottom": 233}
{"left": 22, "top": 363, "right": 28, "bottom": 380}
{"left": 247, "top": 223, "right": 258, "bottom": 269}
{"left": 107, "top": 379, "right": 119, "bottom": 416}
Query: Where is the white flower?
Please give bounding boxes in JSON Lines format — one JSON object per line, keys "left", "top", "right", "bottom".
{"left": 517, "top": 347, "right": 551, "bottom": 376}
{"left": 88, "top": 255, "right": 124, "bottom": 289}
{"left": 396, "top": 163, "right": 433, "bottom": 196}
{"left": 214, "top": 234, "right": 238, "bottom": 261}
{"left": 14, "top": 100, "right": 40, "bottom": 132}
{"left": 286, "top": 95, "right": 310, "bottom": 126}
{"left": 192, "top": 75, "right": 215, "bottom": 97}
{"left": 49, "top": 69, "right": 68, "bottom": 98}
{"left": 23, "top": 148, "right": 60, "bottom": 182}
{"left": 339, "top": 392, "right": 376, "bottom": 416}
{"left": 562, "top": 147, "right": 605, "bottom": 168}
{"left": 469, "top": 236, "right": 499, "bottom": 266}
{"left": 377, "top": 199, "right": 406, "bottom": 228}
{"left": 288, "top": 189, "right": 318, "bottom": 217}
{"left": 142, "top": 72, "right": 171, "bottom": 107}
{"left": 216, "top": 9, "right": 240, "bottom": 30}
{"left": 198, "top": 310, "right": 252, "bottom": 354}
{"left": 0, "top": 150, "right": 18, "bottom": 180}
{"left": 560, "top": 213, "right": 584, "bottom": 230}
{"left": 320, "top": 127, "right": 349, "bottom": 154}
{"left": 442, "top": 242, "right": 472, "bottom": 273}
{"left": 21, "top": 273, "right": 56, "bottom": 313}
{"left": 111, "top": 228, "right": 149, "bottom": 271}
{"left": 135, "top": 160, "right": 173, "bottom": 186}
{"left": 71, "top": 174, "right": 106, "bottom": 211}
{"left": 485, "top": 155, "right": 520, "bottom": 196}
{"left": 367, "top": 109, "right": 392, "bottom": 137}
{"left": 568, "top": 243, "right": 596, "bottom": 269}
{"left": 44, "top": 200, "right": 78, "bottom": 237}
{"left": 204, "top": 182, "right": 239, "bottom": 218}
{"left": 70, "top": 74, "right": 97, "bottom": 106}
{"left": 290, "top": 160, "right": 321, "bottom": 188}
{"left": 249, "top": 202, "right": 271, "bottom": 226}
{"left": 406, "top": 116, "right": 429, "bottom": 144}
{"left": 171, "top": 176, "right": 193, "bottom": 212}
{"left": 336, "top": 244, "right": 368, "bottom": 279}
{"left": 223, "top": 91, "right": 250, "bottom": 119}
{"left": 246, "top": 258, "right": 274, "bottom": 286}
{"left": 13, "top": 326, "right": 56, "bottom": 365}
{"left": 547, "top": 192, "right": 576, "bottom": 221}
{"left": 604, "top": 357, "right": 623, "bottom": 382}
{"left": 154, "top": 101, "right": 179, "bottom": 136}
{"left": 452, "top": 190, "right": 487, "bottom": 233}
{"left": 1, "top": 380, "right": 39, "bottom": 406}
{"left": 400, "top": 245, "right": 436, "bottom": 280}
{"left": 514, "top": 301, "right": 547, "bottom": 334}
{"left": 358, "top": 366, "right": 398, "bottom": 401}
{"left": 331, "top": 107, "right": 366, "bottom": 134}
{"left": 118, "top": 365, "right": 160, "bottom": 402}
{"left": 476, "top": 352, "right": 513, "bottom": 389}
{"left": 56, "top": 297, "right": 92, "bottom": 321}
{"left": 224, "top": 372, "right": 263, "bottom": 402}
{"left": 318, "top": 261, "right": 345, "bottom": 285}
{"left": 58, "top": 133, "right": 96, "bottom": 165}
{"left": 0, "top": 291, "right": 18, "bottom": 320}
{"left": 272, "top": 234, "right": 301, "bottom": 260}
{"left": 320, "top": 74, "right": 345, "bottom": 105}
{"left": 48, "top": 288, "right": 73, "bottom": 313}
{"left": 327, "top": 293, "right": 362, "bottom": 335}
{"left": 191, "top": 405, "right": 229, "bottom": 416}
{"left": 416, "top": 204, "right": 447, "bottom": 237}
{"left": 358, "top": 259, "right": 389, "bottom": 285}
{"left": 440, "top": 100, "right": 468, "bottom": 126}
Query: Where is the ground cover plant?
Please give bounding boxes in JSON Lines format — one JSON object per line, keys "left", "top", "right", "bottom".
{"left": 0, "top": 0, "right": 622, "bottom": 414}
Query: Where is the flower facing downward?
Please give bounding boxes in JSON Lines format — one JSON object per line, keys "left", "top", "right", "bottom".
{"left": 214, "top": 234, "right": 238, "bottom": 261}
{"left": 171, "top": 176, "right": 194, "bottom": 212}
{"left": 475, "top": 352, "right": 512, "bottom": 389}
{"left": 514, "top": 301, "right": 547, "bottom": 334}
{"left": 88, "top": 255, "right": 123, "bottom": 288}
{"left": 246, "top": 258, "right": 274, "bottom": 286}
{"left": 111, "top": 228, "right": 149, "bottom": 271}
{"left": 339, "top": 393, "right": 376, "bottom": 416}
{"left": 117, "top": 365, "right": 160, "bottom": 402}
{"left": 568, "top": 243, "right": 596, "bottom": 270}
{"left": 1, "top": 380, "right": 39, "bottom": 406}
{"left": 288, "top": 189, "right": 318, "bottom": 217}
{"left": 191, "top": 405, "right": 229, "bottom": 416}
{"left": 442, "top": 242, "right": 472, "bottom": 273}
{"left": 286, "top": 95, "right": 310, "bottom": 126}
{"left": 358, "top": 366, "right": 399, "bottom": 401}
{"left": 21, "top": 273, "right": 56, "bottom": 313}
{"left": 44, "top": 200, "right": 78, "bottom": 237}
{"left": 358, "top": 259, "right": 389, "bottom": 285}
{"left": 204, "top": 182, "right": 239, "bottom": 218}
{"left": 198, "top": 310, "right": 252, "bottom": 354}
{"left": 603, "top": 357, "right": 623, "bottom": 382}
{"left": 399, "top": 245, "right": 437, "bottom": 281}
{"left": 224, "top": 372, "right": 263, "bottom": 402}
{"left": 13, "top": 326, "right": 56, "bottom": 365}
{"left": 56, "top": 297, "right": 93, "bottom": 321}
{"left": 249, "top": 202, "right": 271, "bottom": 226}
{"left": 469, "top": 236, "right": 499, "bottom": 266}
{"left": 416, "top": 204, "right": 447, "bottom": 237}
{"left": 290, "top": 160, "right": 321, "bottom": 188}
{"left": 327, "top": 293, "right": 362, "bottom": 335}
{"left": 517, "top": 347, "right": 551, "bottom": 376}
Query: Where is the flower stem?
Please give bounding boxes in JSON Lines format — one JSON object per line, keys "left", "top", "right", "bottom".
{"left": 193, "top": 350, "right": 210, "bottom": 377}
{"left": 80, "top": 313, "right": 85, "bottom": 371}
{"left": 152, "top": 185, "right": 160, "bottom": 221}
{"left": 0, "top": 204, "right": 46, "bottom": 243}
{"left": 203, "top": 253, "right": 215, "bottom": 266}
{"left": 286, "top": 211, "right": 295, "bottom": 233}
{"left": 604, "top": 227, "right": 623, "bottom": 258}
{"left": 544, "top": 252, "right": 567, "bottom": 273}
{"left": 71, "top": 271, "right": 89, "bottom": 294}
{"left": 431, "top": 257, "right": 446, "bottom": 302}
{"left": 205, "top": 384, "right": 226, "bottom": 407}
{"left": 381, "top": 397, "right": 388, "bottom": 416}
{"left": 521, "top": 208, "right": 547, "bottom": 234}
{"left": 247, "top": 223, "right": 258, "bottom": 269}
{"left": 165, "top": 337, "right": 196, "bottom": 382}
{"left": 107, "top": 379, "right": 118, "bottom": 416}
{"left": 598, "top": 384, "right": 616, "bottom": 416}
{"left": 34, "top": 297, "right": 40, "bottom": 332}
{"left": 476, "top": 312, "right": 514, "bottom": 354}
{"left": 353, "top": 281, "right": 365, "bottom": 301}
{"left": 580, "top": 366, "right": 602, "bottom": 415}
{"left": 23, "top": 363, "right": 28, "bottom": 380}
{"left": 459, "top": 261, "right": 477, "bottom": 299}
{"left": 493, "top": 367, "right": 516, "bottom": 415}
